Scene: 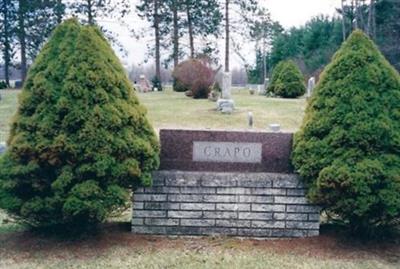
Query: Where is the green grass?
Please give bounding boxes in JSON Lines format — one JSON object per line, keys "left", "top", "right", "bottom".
{"left": 139, "top": 89, "right": 306, "bottom": 132}
{"left": 0, "top": 88, "right": 306, "bottom": 143}
{"left": 0, "top": 90, "right": 19, "bottom": 142}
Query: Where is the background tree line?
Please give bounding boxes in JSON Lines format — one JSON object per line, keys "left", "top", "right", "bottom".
{"left": 249, "top": 0, "right": 400, "bottom": 83}
{"left": 0, "top": 0, "right": 129, "bottom": 86}
{"left": 1, "top": 0, "right": 268, "bottom": 89}
{"left": 2, "top": 0, "right": 398, "bottom": 88}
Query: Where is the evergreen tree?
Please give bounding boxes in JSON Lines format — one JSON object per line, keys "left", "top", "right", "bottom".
{"left": 12, "top": 0, "right": 63, "bottom": 82}
{"left": 137, "top": 0, "right": 163, "bottom": 88}
{"left": 270, "top": 60, "right": 305, "bottom": 98}
{"left": 267, "top": 60, "right": 305, "bottom": 98}
{"left": 69, "top": 0, "right": 130, "bottom": 25}
{"left": 266, "top": 60, "right": 286, "bottom": 94}
{"left": 292, "top": 30, "right": 400, "bottom": 235}
{"left": 184, "top": 0, "right": 222, "bottom": 58}
{"left": 223, "top": 0, "right": 258, "bottom": 72}
{"left": 0, "top": 19, "right": 159, "bottom": 229}
{"left": 269, "top": 16, "right": 344, "bottom": 77}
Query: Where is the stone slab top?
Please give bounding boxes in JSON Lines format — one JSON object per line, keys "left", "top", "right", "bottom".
{"left": 159, "top": 129, "right": 294, "bottom": 173}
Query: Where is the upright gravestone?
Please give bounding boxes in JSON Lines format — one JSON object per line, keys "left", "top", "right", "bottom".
{"left": 217, "top": 72, "right": 235, "bottom": 114}
{"left": 138, "top": 74, "right": 151, "bottom": 93}
{"left": 0, "top": 143, "right": 6, "bottom": 155}
{"left": 262, "top": 78, "right": 269, "bottom": 95}
{"left": 307, "top": 77, "right": 315, "bottom": 98}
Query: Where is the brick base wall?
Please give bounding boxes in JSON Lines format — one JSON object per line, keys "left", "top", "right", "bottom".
{"left": 132, "top": 171, "right": 320, "bottom": 238}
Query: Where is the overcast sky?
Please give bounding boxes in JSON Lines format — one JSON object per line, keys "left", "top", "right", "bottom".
{"left": 96, "top": 0, "right": 342, "bottom": 68}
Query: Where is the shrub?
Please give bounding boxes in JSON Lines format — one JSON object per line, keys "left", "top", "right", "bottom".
{"left": 0, "top": 19, "right": 160, "bottom": 230}
{"left": 172, "top": 58, "right": 215, "bottom": 99}
{"left": 267, "top": 61, "right": 286, "bottom": 95}
{"left": 268, "top": 60, "right": 305, "bottom": 98}
{"left": 0, "top": 81, "right": 7, "bottom": 89}
{"left": 292, "top": 30, "right": 400, "bottom": 235}
{"left": 173, "top": 78, "right": 187, "bottom": 92}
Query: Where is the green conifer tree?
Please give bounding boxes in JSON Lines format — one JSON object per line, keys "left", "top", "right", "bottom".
{"left": 267, "top": 60, "right": 305, "bottom": 98}
{"left": 0, "top": 19, "right": 159, "bottom": 229}
{"left": 292, "top": 30, "right": 400, "bottom": 235}
{"left": 267, "top": 60, "right": 286, "bottom": 95}
{"left": 273, "top": 60, "right": 305, "bottom": 98}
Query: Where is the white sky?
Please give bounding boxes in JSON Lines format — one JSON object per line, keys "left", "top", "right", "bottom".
{"left": 95, "top": 0, "right": 343, "bottom": 68}
{"left": 263, "top": 0, "right": 341, "bottom": 28}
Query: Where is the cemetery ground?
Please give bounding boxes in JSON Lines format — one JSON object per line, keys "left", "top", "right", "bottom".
{"left": 0, "top": 88, "right": 305, "bottom": 142}
{"left": 0, "top": 89, "right": 399, "bottom": 268}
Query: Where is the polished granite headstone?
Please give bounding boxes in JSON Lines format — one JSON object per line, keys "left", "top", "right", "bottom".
{"left": 159, "top": 129, "right": 293, "bottom": 173}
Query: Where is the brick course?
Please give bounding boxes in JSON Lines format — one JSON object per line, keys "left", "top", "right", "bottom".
{"left": 132, "top": 171, "right": 320, "bottom": 238}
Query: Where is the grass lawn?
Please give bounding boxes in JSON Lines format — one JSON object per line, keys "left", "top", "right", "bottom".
{"left": 0, "top": 88, "right": 306, "bottom": 143}
{"left": 1, "top": 88, "right": 399, "bottom": 268}
{"left": 139, "top": 88, "right": 306, "bottom": 132}
{"left": 0, "top": 90, "right": 19, "bottom": 142}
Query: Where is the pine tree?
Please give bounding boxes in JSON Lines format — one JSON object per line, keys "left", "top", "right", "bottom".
{"left": 267, "top": 60, "right": 286, "bottom": 95}
{"left": 12, "top": 0, "right": 63, "bottom": 82}
{"left": 292, "top": 30, "right": 400, "bottom": 235}
{"left": 0, "top": 19, "right": 159, "bottom": 229}
{"left": 267, "top": 60, "right": 305, "bottom": 98}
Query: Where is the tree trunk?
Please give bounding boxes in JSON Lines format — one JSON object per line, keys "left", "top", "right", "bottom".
{"left": 186, "top": 1, "right": 194, "bottom": 58}
{"left": 355, "top": 0, "right": 359, "bottom": 28}
{"left": 371, "top": 0, "right": 376, "bottom": 39}
{"left": 357, "top": 0, "right": 366, "bottom": 31}
{"left": 18, "top": 0, "right": 27, "bottom": 83}
{"left": 154, "top": 0, "right": 161, "bottom": 82}
{"left": 367, "top": 0, "right": 375, "bottom": 39}
{"left": 341, "top": 0, "right": 347, "bottom": 41}
{"left": 87, "top": 0, "right": 94, "bottom": 25}
{"left": 56, "top": 0, "right": 63, "bottom": 24}
{"left": 2, "top": 0, "right": 11, "bottom": 86}
{"left": 225, "top": 0, "right": 229, "bottom": 72}
{"left": 172, "top": 1, "right": 179, "bottom": 68}
{"left": 353, "top": 0, "right": 358, "bottom": 29}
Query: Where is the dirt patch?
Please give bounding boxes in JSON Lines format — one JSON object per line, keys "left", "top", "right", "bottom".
{"left": 0, "top": 223, "right": 399, "bottom": 264}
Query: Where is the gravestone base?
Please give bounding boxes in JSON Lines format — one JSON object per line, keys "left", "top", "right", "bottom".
{"left": 216, "top": 99, "right": 235, "bottom": 113}
{"left": 132, "top": 171, "right": 320, "bottom": 238}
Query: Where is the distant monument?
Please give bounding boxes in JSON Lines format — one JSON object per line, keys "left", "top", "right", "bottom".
{"left": 217, "top": 72, "right": 234, "bottom": 114}
{"left": 307, "top": 77, "right": 316, "bottom": 98}
{"left": 262, "top": 78, "right": 269, "bottom": 95}
{"left": 137, "top": 75, "right": 151, "bottom": 93}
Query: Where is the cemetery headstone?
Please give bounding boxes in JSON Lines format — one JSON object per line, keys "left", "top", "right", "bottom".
{"left": 0, "top": 142, "right": 6, "bottom": 155}
{"left": 221, "top": 72, "right": 232, "bottom": 99}
{"left": 248, "top": 112, "right": 254, "bottom": 128}
{"left": 307, "top": 77, "right": 316, "bottom": 98}
{"left": 269, "top": 124, "right": 281, "bottom": 132}
{"left": 217, "top": 72, "right": 235, "bottom": 112}
{"left": 138, "top": 75, "right": 151, "bottom": 93}
{"left": 132, "top": 129, "right": 321, "bottom": 238}
{"left": 260, "top": 78, "right": 269, "bottom": 95}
